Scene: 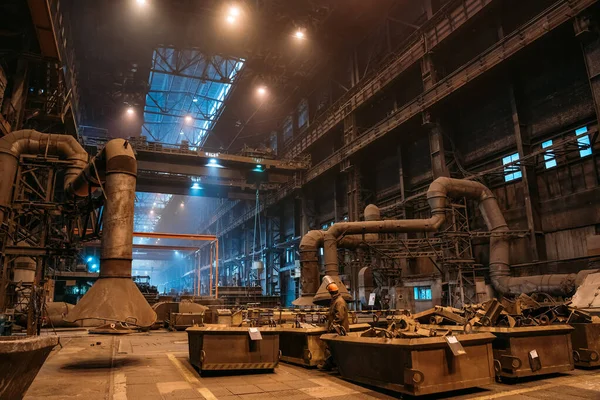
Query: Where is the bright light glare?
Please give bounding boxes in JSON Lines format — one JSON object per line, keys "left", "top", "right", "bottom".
{"left": 192, "top": 98, "right": 198, "bottom": 103}
{"left": 87, "top": 257, "right": 93, "bottom": 262}
{"left": 126, "top": 107, "right": 134, "bottom": 115}
{"left": 229, "top": 6, "right": 240, "bottom": 16}
{"left": 180, "top": 131, "right": 184, "bottom": 135}
{"left": 208, "top": 158, "right": 217, "bottom": 164}
{"left": 191, "top": 183, "right": 202, "bottom": 190}
{"left": 185, "top": 115, "right": 193, "bottom": 123}
{"left": 226, "top": 15, "right": 236, "bottom": 24}
{"left": 294, "top": 30, "right": 305, "bottom": 40}
{"left": 136, "top": 0, "right": 146, "bottom": 6}
{"left": 180, "top": 202, "right": 185, "bottom": 208}
{"left": 150, "top": 210, "right": 154, "bottom": 214}
{"left": 257, "top": 86, "right": 267, "bottom": 96}
{"left": 91, "top": 264, "right": 98, "bottom": 270}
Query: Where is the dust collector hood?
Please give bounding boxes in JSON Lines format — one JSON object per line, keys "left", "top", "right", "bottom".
{"left": 65, "top": 139, "right": 157, "bottom": 327}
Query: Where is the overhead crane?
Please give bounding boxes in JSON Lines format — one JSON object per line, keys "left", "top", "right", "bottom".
{"left": 83, "top": 136, "right": 310, "bottom": 199}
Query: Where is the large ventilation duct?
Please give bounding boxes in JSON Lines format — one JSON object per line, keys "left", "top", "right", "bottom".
{"left": 0, "top": 130, "right": 87, "bottom": 224}
{"left": 66, "top": 139, "right": 157, "bottom": 327}
{"left": 292, "top": 204, "right": 388, "bottom": 307}
{"left": 295, "top": 177, "right": 593, "bottom": 306}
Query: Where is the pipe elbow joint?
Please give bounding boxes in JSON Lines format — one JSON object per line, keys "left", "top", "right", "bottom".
{"left": 105, "top": 139, "right": 137, "bottom": 176}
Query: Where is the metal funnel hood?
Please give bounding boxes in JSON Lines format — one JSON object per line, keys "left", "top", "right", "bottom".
{"left": 312, "top": 275, "right": 352, "bottom": 306}
{"left": 66, "top": 139, "right": 156, "bottom": 328}
{"left": 65, "top": 278, "right": 157, "bottom": 327}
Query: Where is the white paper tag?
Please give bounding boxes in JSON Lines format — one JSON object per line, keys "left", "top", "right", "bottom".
{"left": 530, "top": 349, "right": 538, "bottom": 359}
{"left": 368, "top": 293, "right": 376, "bottom": 306}
{"left": 447, "top": 336, "right": 458, "bottom": 344}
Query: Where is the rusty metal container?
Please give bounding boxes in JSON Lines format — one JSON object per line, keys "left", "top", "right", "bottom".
{"left": 570, "top": 323, "right": 600, "bottom": 368}
{"left": 321, "top": 332, "right": 495, "bottom": 396}
{"left": 186, "top": 326, "right": 280, "bottom": 373}
{"left": 483, "top": 325, "right": 574, "bottom": 378}
{"left": 0, "top": 335, "right": 59, "bottom": 400}
{"left": 169, "top": 313, "right": 204, "bottom": 331}
{"left": 279, "top": 323, "right": 370, "bottom": 367}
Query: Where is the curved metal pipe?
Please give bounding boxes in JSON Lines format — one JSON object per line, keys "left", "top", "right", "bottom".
{"left": 0, "top": 129, "right": 87, "bottom": 222}
{"left": 296, "top": 177, "right": 590, "bottom": 306}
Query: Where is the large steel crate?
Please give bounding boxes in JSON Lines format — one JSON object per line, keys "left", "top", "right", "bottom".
{"left": 484, "top": 325, "right": 574, "bottom": 378}
{"left": 187, "top": 326, "right": 280, "bottom": 373}
{"left": 279, "top": 323, "right": 370, "bottom": 367}
{"left": 321, "top": 332, "right": 495, "bottom": 396}
{"left": 570, "top": 323, "right": 600, "bottom": 368}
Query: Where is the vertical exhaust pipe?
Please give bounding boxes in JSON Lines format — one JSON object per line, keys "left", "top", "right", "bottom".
{"left": 65, "top": 139, "right": 156, "bottom": 327}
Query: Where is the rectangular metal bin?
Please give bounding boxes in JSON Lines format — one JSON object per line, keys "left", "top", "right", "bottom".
{"left": 321, "top": 332, "right": 496, "bottom": 396}
{"left": 187, "top": 326, "right": 281, "bottom": 373}
{"left": 279, "top": 323, "right": 370, "bottom": 367}
{"left": 484, "top": 325, "right": 574, "bottom": 378}
{"left": 570, "top": 323, "right": 600, "bottom": 367}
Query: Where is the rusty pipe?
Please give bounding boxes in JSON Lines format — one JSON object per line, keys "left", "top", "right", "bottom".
{"left": 0, "top": 129, "right": 87, "bottom": 222}
{"left": 298, "top": 177, "right": 589, "bottom": 306}
{"left": 66, "top": 139, "right": 156, "bottom": 327}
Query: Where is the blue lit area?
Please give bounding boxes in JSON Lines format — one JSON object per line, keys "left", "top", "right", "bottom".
{"left": 133, "top": 192, "right": 172, "bottom": 240}
{"left": 84, "top": 255, "right": 99, "bottom": 273}
{"left": 542, "top": 140, "right": 556, "bottom": 169}
{"left": 502, "top": 152, "right": 522, "bottom": 182}
{"left": 143, "top": 47, "right": 245, "bottom": 146}
{"left": 576, "top": 126, "right": 592, "bottom": 158}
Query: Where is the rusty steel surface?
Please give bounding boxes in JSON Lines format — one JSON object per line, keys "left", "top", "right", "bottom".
{"left": 0, "top": 335, "right": 59, "bottom": 400}
{"left": 187, "top": 326, "right": 281, "bottom": 373}
{"left": 279, "top": 323, "right": 370, "bottom": 367}
{"left": 321, "top": 332, "right": 495, "bottom": 396}
{"left": 482, "top": 325, "right": 575, "bottom": 378}
{"left": 571, "top": 323, "right": 600, "bottom": 367}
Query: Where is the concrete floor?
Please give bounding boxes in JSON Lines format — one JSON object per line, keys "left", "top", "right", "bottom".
{"left": 24, "top": 330, "right": 600, "bottom": 400}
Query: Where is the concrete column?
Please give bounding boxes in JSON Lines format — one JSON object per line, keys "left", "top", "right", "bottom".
{"left": 509, "top": 85, "right": 546, "bottom": 261}
{"left": 421, "top": 48, "right": 450, "bottom": 179}
{"left": 575, "top": 15, "right": 600, "bottom": 119}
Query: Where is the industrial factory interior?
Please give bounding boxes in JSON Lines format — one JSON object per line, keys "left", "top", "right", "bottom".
{"left": 3, "top": 0, "right": 600, "bottom": 399}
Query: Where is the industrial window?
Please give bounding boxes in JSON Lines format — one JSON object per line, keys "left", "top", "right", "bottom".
{"left": 414, "top": 286, "right": 432, "bottom": 301}
{"left": 297, "top": 98, "right": 309, "bottom": 130}
{"left": 541, "top": 140, "right": 556, "bottom": 169}
{"left": 502, "top": 152, "right": 522, "bottom": 182}
{"left": 282, "top": 115, "right": 293, "bottom": 143}
{"left": 576, "top": 127, "right": 592, "bottom": 158}
{"left": 285, "top": 248, "right": 294, "bottom": 264}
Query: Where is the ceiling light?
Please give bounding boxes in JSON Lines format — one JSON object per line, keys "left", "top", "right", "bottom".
{"left": 150, "top": 210, "right": 154, "bottom": 214}
{"left": 87, "top": 257, "right": 93, "bottom": 263}
{"left": 180, "top": 202, "right": 185, "bottom": 208}
{"left": 191, "top": 182, "right": 202, "bottom": 190}
{"left": 180, "top": 131, "right": 184, "bottom": 135}
{"left": 294, "top": 30, "right": 305, "bottom": 40}
{"left": 229, "top": 6, "right": 240, "bottom": 16}
{"left": 185, "top": 115, "right": 193, "bottom": 124}
{"left": 153, "top": 202, "right": 156, "bottom": 206}
{"left": 208, "top": 158, "right": 217, "bottom": 164}
{"left": 136, "top": 0, "right": 146, "bottom": 5}
{"left": 126, "top": 107, "right": 135, "bottom": 115}
{"left": 192, "top": 98, "right": 198, "bottom": 103}
{"left": 226, "top": 15, "right": 236, "bottom": 24}
{"left": 257, "top": 86, "right": 267, "bottom": 96}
